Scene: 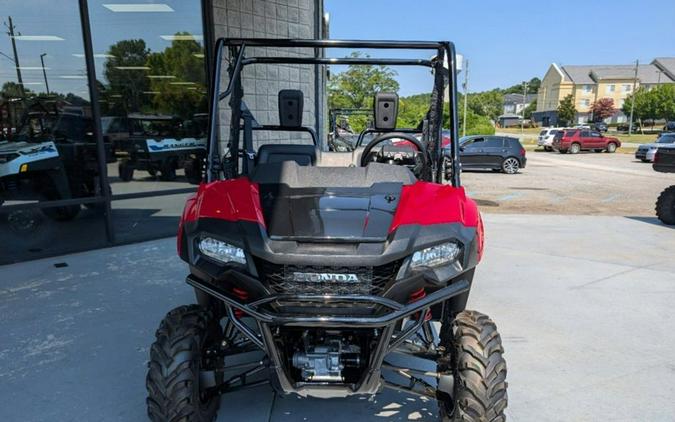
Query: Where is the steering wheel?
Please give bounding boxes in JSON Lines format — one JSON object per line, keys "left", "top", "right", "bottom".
{"left": 359, "top": 132, "right": 428, "bottom": 172}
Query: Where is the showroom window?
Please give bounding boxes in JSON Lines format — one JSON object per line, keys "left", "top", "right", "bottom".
{"left": 88, "top": 0, "right": 208, "bottom": 244}
{"left": 0, "top": 0, "right": 209, "bottom": 263}
{"left": 0, "top": 0, "right": 110, "bottom": 263}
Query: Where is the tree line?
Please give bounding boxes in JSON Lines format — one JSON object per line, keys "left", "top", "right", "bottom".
{"left": 328, "top": 56, "right": 541, "bottom": 137}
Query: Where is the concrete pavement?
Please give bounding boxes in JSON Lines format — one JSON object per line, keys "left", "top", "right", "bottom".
{"left": 1, "top": 214, "right": 674, "bottom": 421}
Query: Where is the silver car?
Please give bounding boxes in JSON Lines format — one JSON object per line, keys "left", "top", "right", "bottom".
{"left": 635, "top": 132, "right": 675, "bottom": 162}
{"left": 537, "top": 127, "right": 564, "bottom": 151}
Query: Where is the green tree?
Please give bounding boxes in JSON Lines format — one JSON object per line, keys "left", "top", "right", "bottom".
{"left": 523, "top": 99, "right": 537, "bottom": 119}
{"left": 467, "top": 90, "right": 503, "bottom": 122}
{"left": 398, "top": 93, "right": 431, "bottom": 128}
{"left": 461, "top": 109, "right": 496, "bottom": 135}
{"left": 622, "top": 87, "right": 658, "bottom": 126}
{"left": 653, "top": 84, "right": 675, "bottom": 121}
{"left": 146, "top": 33, "right": 207, "bottom": 119}
{"left": 328, "top": 52, "right": 399, "bottom": 112}
{"left": 104, "top": 39, "right": 151, "bottom": 113}
{"left": 557, "top": 94, "right": 576, "bottom": 126}
{"left": 503, "top": 77, "right": 540, "bottom": 95}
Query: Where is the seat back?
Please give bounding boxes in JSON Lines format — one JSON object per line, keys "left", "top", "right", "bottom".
{"left": 256, "top": 144, "right": 317, "bottom": 166}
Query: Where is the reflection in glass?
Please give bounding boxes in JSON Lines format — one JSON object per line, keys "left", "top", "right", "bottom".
{"left": 89, "top": 0, "right": 208, "bottom": 187}
{"left": 0, "top": 1, "right": 108, "bottom": 263}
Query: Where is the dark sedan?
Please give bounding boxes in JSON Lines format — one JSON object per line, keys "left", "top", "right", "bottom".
{"left": 447, "top": 135, "right": 527, "bottom": 174}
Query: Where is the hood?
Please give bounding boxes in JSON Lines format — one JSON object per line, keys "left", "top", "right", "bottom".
{"left": 0, "top": 141, "right": 33, "bottom": 154}
{"left": 258, "top": 183, "right": 402, "bottom": 242}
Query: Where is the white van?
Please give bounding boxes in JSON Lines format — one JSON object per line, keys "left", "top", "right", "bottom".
{"left": 538, "top": 128, "right": 564, "bottom": 151}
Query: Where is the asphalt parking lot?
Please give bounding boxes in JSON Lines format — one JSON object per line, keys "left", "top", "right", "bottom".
{"left": 462, "top": 149, "right": 675, "bottom": 217}
{"left": 1, "top": 213, "right": 674, "bottom": 421}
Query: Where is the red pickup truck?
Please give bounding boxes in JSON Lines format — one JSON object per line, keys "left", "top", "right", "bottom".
{"left": 552, "top": 129, "right": 621, "bottom": 154}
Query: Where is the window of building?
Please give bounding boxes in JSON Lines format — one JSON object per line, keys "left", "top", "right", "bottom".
{"left": 0, "top": 0, "right": 209, "bottom": 263}
{"left": 622, "top": 84, "right": 632, "bottom": 93}
{"left": 0, "top": 0, "right": 109, "bottom": 263}
{"left": 580, "top": 99, "right": 590, "bottom": 107}
{"left": 582, "top": 85, "right": 592, "bottom": 94}
{"left": 606, "top": 84, "right": 615, "bottom": 93}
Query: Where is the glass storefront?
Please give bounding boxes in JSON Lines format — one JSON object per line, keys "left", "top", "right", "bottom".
{"left": 0, "top": 0, "right": 208, "bottom": 264}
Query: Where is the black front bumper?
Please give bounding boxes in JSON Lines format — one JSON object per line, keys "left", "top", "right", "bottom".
{"left": 188, "top": 273, "right": 470, "bottom": 328}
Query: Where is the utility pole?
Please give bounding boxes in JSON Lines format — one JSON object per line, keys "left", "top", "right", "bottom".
{"left": 520, "top": 81, "right": 528, "bottom": 133}
{"left": 628, "top": 59, "right": 638, "bottom": 136}
{"left": 5, "top": 16, "right": 25, "bottom": 97}
{"left": 40, "top": 53, "right": 50, "bottom": 94}
{"left": 462, "top": 59, "right": 469, "bottom": 137}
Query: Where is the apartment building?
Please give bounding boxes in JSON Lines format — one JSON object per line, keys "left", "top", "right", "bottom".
{"left": 533, "top": 58, "right": 675, "bottom": 126}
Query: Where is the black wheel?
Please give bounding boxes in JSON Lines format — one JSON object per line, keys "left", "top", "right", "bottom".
{"left": 118, "top": 161, "right": 134, "bottom": 182}
{"left": 606, "top": 142, "right": 617, "bottom": 153}
{"left": 148, "top": 168, "right": 158, "bottom": 177}
{"left": 544, "top": 146, "right": 552, "bottom": 152}
{"left": 6, "top": 209, "right": 44, "bottom": 232}
{"left": 184, "top": 159, "right": 203, "bottom": 185}
{"left": 146, "top": 305, "right": 223, "bottom": 422}
{"left": 501, "top": 157, "right": 520, "bottom": 174}
{"left": 569, "top": 143, "right": 581, "bottom": 154}
{"left": 159, "top": 163, "right": 177, "bottom": 181}
{"left": 656, "top": 186, "right": 675, "bottom": 225}
{"left": 41, "top": 203, "right": 80, "bottom": 221}
{"left": 437, "top": 310, "right": 508, "bottom": 422}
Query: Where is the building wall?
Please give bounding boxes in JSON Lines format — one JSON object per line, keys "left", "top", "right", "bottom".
{"left": 536, "top": 64, "right": 573, "bottom": 113}
{"left": 211, "top": 0, "right": 322, "bottom": 150}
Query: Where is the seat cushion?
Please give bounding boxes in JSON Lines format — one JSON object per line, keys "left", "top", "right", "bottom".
{"left": 256, "top": 144, "right": 317, "bottom": 166}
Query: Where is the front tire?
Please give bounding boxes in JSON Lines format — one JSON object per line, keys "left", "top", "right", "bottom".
{"left": 118, "top": 161, "right": 134, "bottom": 182}
{"left": 437, "top": 310, "right": 508, "bottom": 422}
{"left": 606, "top": 142, "right": 617, "bottom": 153}
{"left": 656, "top": 186, "right": 675, "bottom": 225}
{"left": 159, "top": 163, "right": 177, "bottom": 181}
{"left": 544, "top": 146, "right": 552, "bottom": 152}
{"left": 146, "top": 305, "right": 222, "bottom": 422}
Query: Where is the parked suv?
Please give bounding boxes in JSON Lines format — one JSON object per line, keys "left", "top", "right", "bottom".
{"left": 537, "top": 127, "right": 563, "bottom": 151}
{"left": 456, "top": 135, "right": 526, "bottom": 174}
{"left": 635, "top": 132, "right": 675, "bottom": 162}
{"left": 552, "top": 129, "right": 621, "bottom": 154}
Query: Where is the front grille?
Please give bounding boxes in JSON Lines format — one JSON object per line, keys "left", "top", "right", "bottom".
{"left": 255, "top": 259, "right": 402, "bottom": 296}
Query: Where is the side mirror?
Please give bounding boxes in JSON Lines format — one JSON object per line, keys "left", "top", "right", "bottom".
{"left": 459, "top": 146, "right": 465, "bottom": 152}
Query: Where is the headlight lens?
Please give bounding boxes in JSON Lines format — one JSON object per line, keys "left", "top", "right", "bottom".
{"left": 198, "top": 237, "right": 246, "bottom": 265}
{"left": 411, "top": 242, "right": 461, "bottom": 268}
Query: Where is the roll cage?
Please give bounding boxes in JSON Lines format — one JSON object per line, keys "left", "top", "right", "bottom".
{"left": 206, "top": 38, "right": 461, "bottom": 187}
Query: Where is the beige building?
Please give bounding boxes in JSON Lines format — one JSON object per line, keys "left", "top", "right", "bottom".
{"left": 533, "top": 58, "right": 675, "bottom": 126}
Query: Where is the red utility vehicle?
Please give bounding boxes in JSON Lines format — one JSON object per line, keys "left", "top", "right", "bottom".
{"left": 553, "top": 129, "right": 621, "bottom": 154}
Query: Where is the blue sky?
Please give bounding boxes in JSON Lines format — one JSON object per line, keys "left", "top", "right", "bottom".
{"left": 326, "top": 0, "right": 675, "bottom": 96}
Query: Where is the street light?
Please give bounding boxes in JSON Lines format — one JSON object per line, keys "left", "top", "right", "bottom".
{"left": 628, "top": 59, "right": 638, "bottom": 136}
{"left": 40, "top": 53, "right": 50, "bottom": 94}
{"left": 520, "top": 81, "right": 528, "bottom": 133}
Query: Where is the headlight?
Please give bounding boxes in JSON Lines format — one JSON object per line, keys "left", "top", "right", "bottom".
{"left": 411, "top": 242, "right": 461, "bottom": 268}
{"left": 198, "top": 237, "right": 246, "bottom": 265}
